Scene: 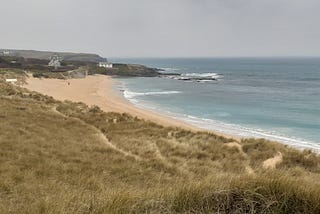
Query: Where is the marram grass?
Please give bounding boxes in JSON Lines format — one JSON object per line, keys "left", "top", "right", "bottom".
{"left": 0, "top": 80, "right": 320, "bottom": 213}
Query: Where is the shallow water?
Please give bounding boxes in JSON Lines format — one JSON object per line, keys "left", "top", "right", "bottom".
{"left": 111, "top": 57, "right": 320, "bottom": 151}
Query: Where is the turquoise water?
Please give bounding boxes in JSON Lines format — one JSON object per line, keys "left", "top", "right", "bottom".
{"left": 111, "top": 58, "right": 320, "bottom": 151}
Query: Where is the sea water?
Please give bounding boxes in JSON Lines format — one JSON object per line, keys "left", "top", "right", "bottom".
{"left": 110, "top": 58, "right": 320, "bottom": 151}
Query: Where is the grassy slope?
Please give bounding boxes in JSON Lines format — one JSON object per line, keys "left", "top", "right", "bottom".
{"left": 88, "top": 64, "right": 160, "bottom": 77}
{"left": 1, "top": 49, "right": 105, "bottom": 62}
{"left": 0, "top": 77, "right": 320, "bottom": 213}
{"left": 1, "top": 55, "right": 161, "bottom": 78}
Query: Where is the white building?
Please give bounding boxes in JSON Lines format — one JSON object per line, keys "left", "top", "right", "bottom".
{"left": 2, "top": 50, "right": 10, "bottom": 56}
{"left": 48, "top": 59, "right": 61, "bottom": 68}
{"left": 48, "top": 54, "right": 62, "bottom": 69}
{"left": 98, "top": 62, "right": 113, "bottom": 68}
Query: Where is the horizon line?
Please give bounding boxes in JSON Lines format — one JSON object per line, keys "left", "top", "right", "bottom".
{"left": 1, "top": 48, "right": 320, "bottom": 59}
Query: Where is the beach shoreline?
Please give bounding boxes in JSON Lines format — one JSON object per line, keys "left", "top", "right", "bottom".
{"left": 24, "top": 75, "right": 236, "bottom": 139}
{"left": 20, "top": 74, "right": 320, "bottom": 151}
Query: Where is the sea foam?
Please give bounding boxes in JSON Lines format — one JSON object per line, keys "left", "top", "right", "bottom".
{"left": 124, "top": 90, "right": 181, "bottom": 99}
{"left": 174, "top": 113, "right": 320, "bottom": 152}
{"left": 123, "top": 89, "right": 320, "bottom": 152}
{"left": 164, "top": 72, "right": 223, "bottom": 83}
{"left": 182, "top": 72, "right": 223, "bottom": 79}
{"left": 118, "top": 57, "right": 320, "bottom": 152}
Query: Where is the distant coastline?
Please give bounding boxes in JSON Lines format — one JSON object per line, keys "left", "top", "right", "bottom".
{"left": 2, "top": 49, "right": 317, "bottom": 152}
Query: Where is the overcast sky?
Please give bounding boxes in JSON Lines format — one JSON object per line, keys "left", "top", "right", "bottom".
{"left": 1, "top": 0, "right": 320, "bottom": 57}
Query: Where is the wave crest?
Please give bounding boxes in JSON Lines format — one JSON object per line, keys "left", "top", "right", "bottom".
{"left": 179, "top": 114, "right": 320, "bottom": 152}
{"left": 182, "top": 72, "right": 223, "bottom": 79}
{"left": 161, "top": 67, "right": 181, "bottom": 72}
{"left": 124, "top": 90, "right": 181, "bottom": 99}
{"left": 164, "top": 72, "right": 224, "bottom": 82}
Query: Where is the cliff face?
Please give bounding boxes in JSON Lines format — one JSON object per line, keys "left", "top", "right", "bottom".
{"left": 0, "top": 49, "right": 106, "bottom": 62}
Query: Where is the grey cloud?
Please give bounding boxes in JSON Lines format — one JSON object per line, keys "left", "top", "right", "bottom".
{"left": 0, "top": 0, "right": 319, "bottom": 57}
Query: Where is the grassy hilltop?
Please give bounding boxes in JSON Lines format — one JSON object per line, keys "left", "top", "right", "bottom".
{"left": 0, "top": 49, "right": 106, "bottom": 62}
{"left": 0, "top": 54, "right": 161, "bottom": 78}
{"left": 0, "top": 69, "right": 320, "bottom": 213}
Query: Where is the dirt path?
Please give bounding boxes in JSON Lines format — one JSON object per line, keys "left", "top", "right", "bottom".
{"left": 51, "top": 105, "right": 142, "bottom": 161}
{"left": 95, "top": 132, "right": 142, "bottom": 161}
{"left": 225, "top": 142, "right": 255, "bottom": 174}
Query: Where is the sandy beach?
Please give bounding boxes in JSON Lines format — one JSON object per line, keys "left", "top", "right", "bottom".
{"left": 24, "top": 75, "right": 210, "bottom": 131}
{"left": 24, "top": 75, "right": 239, "bottom": 139}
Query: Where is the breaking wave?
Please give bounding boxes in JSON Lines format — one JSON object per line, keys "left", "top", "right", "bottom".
{"left": 177, "top": 114, "right": 320, "bottom": 152}
{"left": 164, "top": 72, "right": 224, "bottom": 83}
{"left": 181, "top": 72, "right": 223, "bottom": 79}
{"left": 124, "top": 90, "right": 181, "bottom": 99}
{"left": 121, "top": 88, "right": 320, "bottom": 152}
{"left": 160, "top": 67, "right": 181, "bottom": 72}
{"left": 122, "top": 90, "right": 320, "bottom": 152}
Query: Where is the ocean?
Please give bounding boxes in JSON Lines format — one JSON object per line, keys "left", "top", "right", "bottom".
{"left": 110, "top": 57, "right": 320, "bottom": 151}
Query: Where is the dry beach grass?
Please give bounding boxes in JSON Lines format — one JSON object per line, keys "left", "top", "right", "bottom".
{"left": 0, "top": 71, "right": 320, "bottom": 213}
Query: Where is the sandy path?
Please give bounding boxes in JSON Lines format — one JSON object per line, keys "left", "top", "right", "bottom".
{"left": 24, "top": 75, "right": 236, "bottom": 139}
{"left": 50, "top": 104, "right": 142, "bottom": 161}
{"left": 262, "top": 152, "right": 283, "bottom": 169}
{"left": 225, "top": 142, "right": 254, "bottom": 174}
